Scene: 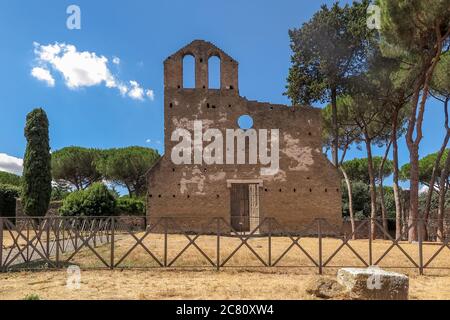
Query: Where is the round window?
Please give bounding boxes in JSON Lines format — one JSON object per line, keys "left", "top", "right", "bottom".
{"left": 237, "top": 115, "right": 254, "bottom": 130}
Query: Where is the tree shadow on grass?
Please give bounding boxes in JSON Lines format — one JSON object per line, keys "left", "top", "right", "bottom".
{"left": 4, "top": 260, "right": 77, "bottom": 272}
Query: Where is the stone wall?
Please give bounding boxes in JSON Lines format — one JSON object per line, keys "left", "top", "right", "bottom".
{"left": 15, "top": 199, "right": 62, "bottom": 218}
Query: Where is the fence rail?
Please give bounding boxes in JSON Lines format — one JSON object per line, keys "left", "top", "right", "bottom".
{"left": 1, "top": 216, "right": 450, "bottom": 275}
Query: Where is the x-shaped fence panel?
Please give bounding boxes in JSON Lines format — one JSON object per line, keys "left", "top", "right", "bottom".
{"left": 320, "top": 219, "right": 369, "bottom": 271}
{"left": 268, "top": 219, "right": 319, "bottom": 268}
{"left": 0, "top": 216, "right": 111, "bottom": 271}
{"left": 59, "top": 217, "right": 112, "bottom": 268}
{"left": 1, "top": 216, "right": 450, "bottom": 274}
{"left": 113, "top": 217, "right": 164, "bottom": 268}
{"left": 1, "top": 218, "right": 56, "bottom": 269}
{"left": 218, "top": 217, "right": 270, "bottom": 268}
{"left": 370, "top": 220, "right": 420, "bottom": 269}
{"left": 423, "top": 219, "right": 450, "bottom": 270}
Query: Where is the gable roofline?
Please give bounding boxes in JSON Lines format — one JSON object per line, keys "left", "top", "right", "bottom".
{"left": 164, "top": 39, "right": 238, "bottom": 64}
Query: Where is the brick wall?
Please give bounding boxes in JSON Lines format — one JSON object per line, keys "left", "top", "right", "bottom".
{"left": 147, "top": 40, "right": 342, "bottom": 233}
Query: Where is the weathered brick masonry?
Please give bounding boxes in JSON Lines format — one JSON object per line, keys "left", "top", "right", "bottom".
{"left": 146, "top": 40, "right": 341, "bottom": 233}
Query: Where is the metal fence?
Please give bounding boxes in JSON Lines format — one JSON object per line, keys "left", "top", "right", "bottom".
{"left": 1, "top": 216, "right": 450, "bottom": 275}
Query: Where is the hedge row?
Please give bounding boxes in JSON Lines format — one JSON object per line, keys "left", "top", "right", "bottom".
{"left": 0, "top": 184, "right": 20, "bottom": 217}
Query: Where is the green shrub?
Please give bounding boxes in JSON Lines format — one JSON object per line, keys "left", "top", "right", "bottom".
{"left": 51, "top": 184, "right": 71, "bottom": 201}
{"left": 59, "top": 182, "right": 116, "bottom": 217}
{"left": 59, "top": 191, "right": 84, "bottom": 216}
{"left": 341, "top": 180, "right": 371, "bottom": 219}
{"left": 23, "top": 293, "right": 40, "bottom": 300}
{"left": 116, "top": 197, "right": 145, "bottom": 216}
{"left": 0, "top": 171, "right": 22, "bottom": 187}
{"left": 0, "top": 184, "right": 21, "bottom": 217}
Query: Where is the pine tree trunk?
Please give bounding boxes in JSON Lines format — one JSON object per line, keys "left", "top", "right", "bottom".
{"left": 364, "top": 134, "right": 377, "bottom": 240}
{"left": 341, "top": 167, "right": 356, "bottom": 239}
{"left": 437, "top": 150, "right": 450, "bottom": 240}
{"left": 126, "top": 185, "right": 133, "bottom": 198}
{"left": 401, "top": 191, "right": 408, "bottom": 238}
{"left": 392, "top": 111, "right": 403, "bottom": 240}
{"left": 406, "top": 35, "right": 443, "bottom": 242}
{"left": 331, "top": 87, "right": 339, "bottom": 168}
{"left": 379, "top": 182, "right": 388, "bottom": 239}
{"left": 393, "top": 182, "right": 402, "bottom": 239}
{"left": 408, "top": 145, "right": 420, "bottom": 242}
{"left": 379, "top": 141, "right": 392, "bottom": 239}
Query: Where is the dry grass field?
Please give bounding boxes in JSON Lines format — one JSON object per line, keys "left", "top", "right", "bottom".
{"left": 1, "top": 269, "right": 450, "bottom": 300}
{"left": 2, "top": 232, "right": 450, "bottom": 300}
{"left": 55, "top": 232, "right": 450, "bottom": 273}
{"left": 2, "top": 232, "right": 37, "bottom": 248}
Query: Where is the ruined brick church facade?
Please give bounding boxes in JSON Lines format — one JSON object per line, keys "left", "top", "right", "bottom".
{"left": 146, "top": 40, "right": 341, "bottom": 231}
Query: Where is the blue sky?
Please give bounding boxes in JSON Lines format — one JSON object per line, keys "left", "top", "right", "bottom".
{"left": 0, "top": 0, "right": 445, "bottom": 189}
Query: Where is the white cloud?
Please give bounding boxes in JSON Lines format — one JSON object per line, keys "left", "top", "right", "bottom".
{"left": 31, "top": 67, "right": 55, "bottom": 87}
{"left": 146, "top": 139, "right": 152, "bottom": 143}
{"left": 117, "top": 84, "right": 128, "bottom": 96}
{"left": 0, "top": 153, "right": 23, "bottom": 175}
{"left": 32, "top": 42, "right": 154, "bottom": 101}
{"left": 128, "top": 80, "right": 145, "bottom": 100}
{"left": 146, "top": 89, "right": 155, "bottom": 101}
{"left": 34, "top": 42, "right": 114, "bottom": 89}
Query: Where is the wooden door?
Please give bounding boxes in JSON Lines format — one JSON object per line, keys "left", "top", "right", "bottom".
{"left": 230, "top": 184, "right": 250, "bottom": 232}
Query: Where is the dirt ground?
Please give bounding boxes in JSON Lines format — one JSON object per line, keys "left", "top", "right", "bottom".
{"left": 3, "top": 233, "right": 450, "bottom": 300}
{"left": 1, "top": 269, "right": 450, "bottom": 300}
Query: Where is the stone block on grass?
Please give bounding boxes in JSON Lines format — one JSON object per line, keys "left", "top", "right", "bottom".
{"left": 337, "top": 267, "right": 409, "bottom": 300}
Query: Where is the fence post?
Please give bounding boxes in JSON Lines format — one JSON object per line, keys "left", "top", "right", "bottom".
{"left": 318, "top": 219, "right": 323, "bottom": 275}
{"left": 26, "top": 222, "right": 30, "bottom": 262}
{"left": 216, "top": 218, "right": 220, "bottom": 271}
{"left": 164, "top": 218, "right": 168, "bottom": 267}
{"left": 93, "top": 219, "right": 97, "bottom": 248}
{"left": 106, "top": 219, "right": 110, "bottom": 243}
{"left": 44, "top": 217, "right": 51, "bottom": 260}
{"left": 75, "top": 219, "right": 79, "bottom": 249}
{"left": 0, "top": 218, "right": 3, "bottom": 272}
{"left": 62, "top": 218, "right": 66, "bottom": 252}
{"left": 268, "top": 218, "right": 272, "bottom": 267}
{"left": 368, "top": 218, "right": 373, "bottom": 266}
{"left": 418, "top": 218, "right": 424, "bottom": 275}
{"left": 55, "top": 218, "right": 60, "bottom": 268}
{"left": 110, "top": 217, "right": 115, "bottom": 270}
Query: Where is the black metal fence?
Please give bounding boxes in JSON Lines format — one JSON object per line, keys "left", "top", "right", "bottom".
{"left": 1, "top": 216, "right": 450, "bottom": 275}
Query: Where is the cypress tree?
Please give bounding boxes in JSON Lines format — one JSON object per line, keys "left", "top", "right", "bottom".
{"left": 22, "top": 108, "right": 52, "bottom": 217}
